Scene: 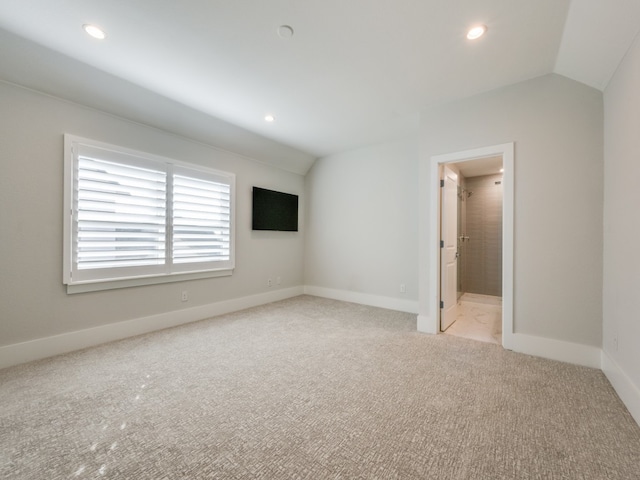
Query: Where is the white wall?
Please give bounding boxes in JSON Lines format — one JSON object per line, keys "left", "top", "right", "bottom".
{"left": 602, "top": 31, "right": 640, "bottom": 422}
{"left": 0, "top": 82, "right": 304, "bottom": 349}
{"left": 420, "top": 74, "right": 604, "bottom": 347}
{"left": 304, "top": 138, "right": 419, "bottom": 312}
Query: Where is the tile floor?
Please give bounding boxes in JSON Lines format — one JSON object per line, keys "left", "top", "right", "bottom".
{"left": 442, "top": 293, "right": 502, "bottom": 345}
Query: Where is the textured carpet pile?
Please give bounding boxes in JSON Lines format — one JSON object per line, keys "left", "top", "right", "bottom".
{"left": 1, "top": 295, "right": 639, "bottom": 479}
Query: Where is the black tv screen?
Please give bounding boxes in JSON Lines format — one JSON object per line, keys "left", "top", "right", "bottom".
{"left": 252, "top": 187, "right": 299, "bottom": 231}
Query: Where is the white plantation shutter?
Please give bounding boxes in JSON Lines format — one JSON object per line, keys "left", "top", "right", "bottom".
{"left": 172, "top": 168, "right": 231, "bottom": 266}
{"left": 65, "top": 136, "right": 235, "bottom": 287}
{"left": 76, "top": 157, "right": 167, "bottom": 272}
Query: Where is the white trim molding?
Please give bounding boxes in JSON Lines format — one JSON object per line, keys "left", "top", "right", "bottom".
{"left": 421, "top": 142, "right": 514, "bottom": 345}
{"left": 601, "top": 350, "right": 640, "bottom": 426}
{"left": 304, "top": 285, "right": 419, "bottom": 314}
{"left": 0, "top": 287, "right": 303, "bottom": 370}
{"left": 506, "top": 333, "right": 601, "bottom": 369}
{"left": 417, "top": 315, "right": 436, "bottom": 334}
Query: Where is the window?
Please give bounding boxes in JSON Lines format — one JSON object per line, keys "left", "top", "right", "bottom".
{"left": 64, "top": 135, "right": 234, "bottom": 292}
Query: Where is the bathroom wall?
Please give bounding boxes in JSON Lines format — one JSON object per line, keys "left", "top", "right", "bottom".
{"left": 462, "top": 174, "right": 503, "bottom": 296}
{"left": 457, "top": 174, "right": 467, "bottom": 300}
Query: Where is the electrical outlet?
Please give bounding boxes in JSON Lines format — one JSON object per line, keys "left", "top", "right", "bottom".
{"left": 613, "top": 336, "right": 618, "bottom": 351}
{"left": 267, "top": 278, "right": 273, "bottom": 287}
{"left": 181, "top": 291, "right": 188, "bottom": 302}
{"left": 276, "top": 276, "right": 282, "bottom": 285}
{"left": 400, "top": 283, "right": 406, "bottom": 293}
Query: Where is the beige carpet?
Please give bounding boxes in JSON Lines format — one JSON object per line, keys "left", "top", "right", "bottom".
{"left": 1, "top": 295, "right": 639, "bottom": 479}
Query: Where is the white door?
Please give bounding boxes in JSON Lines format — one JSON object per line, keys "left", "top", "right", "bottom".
{"left": 440, "top": 166, "right": 458, "bottom": 331}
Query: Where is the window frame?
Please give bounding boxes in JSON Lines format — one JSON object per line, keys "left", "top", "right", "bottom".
{"left": 63, "top": 135, "right": 235, "bottom": 294}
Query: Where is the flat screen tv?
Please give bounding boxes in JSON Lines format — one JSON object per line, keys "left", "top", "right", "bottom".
{"left": 252, "top": 187, "right": 299, "bottom": 232}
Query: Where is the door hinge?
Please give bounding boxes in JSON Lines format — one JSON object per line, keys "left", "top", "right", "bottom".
{"left": 440, "top": 300, "right": 444, "bottom": 309}
{"left": 440, "top": 240, "right": 444, "bottom": 248}
{"left": 440, "top": 179, "right": 444, "bottom": 188}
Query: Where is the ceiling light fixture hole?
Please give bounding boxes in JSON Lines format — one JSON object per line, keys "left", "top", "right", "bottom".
{"left": 277, "top": 25, "right": 294, "bottom": 39}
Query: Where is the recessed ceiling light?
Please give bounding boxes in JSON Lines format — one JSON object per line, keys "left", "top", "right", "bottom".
{"left": 83, "top": 24, "right": 106, "bottom": 40}
{"left": 466, "top": 25, "right": 487, "bottom": 40}
{"left": 265, "top": 114, "right": 275, "bottom": 123}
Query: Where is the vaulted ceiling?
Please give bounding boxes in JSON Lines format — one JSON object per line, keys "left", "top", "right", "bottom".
{"left": 1, "top": 0, "right": 639, "bottom": 174}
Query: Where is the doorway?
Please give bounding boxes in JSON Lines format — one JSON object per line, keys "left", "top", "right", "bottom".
{"left": 420, "top": 143, "right": 514, "bottom": 350}
{"left": 440, "top": 157, "right": 503, "bottom": 344}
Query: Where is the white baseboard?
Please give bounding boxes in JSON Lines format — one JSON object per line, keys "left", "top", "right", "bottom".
{"left": 303, "top": 285, "right": 419, "bottom": 314}
{"left": 0, "top": 287, "right": 303, "bottom": 370}
{"left": 505, "top": 332, "right": 601, "bottom": 369}
{"left": 601, "top": 350, "right": 640, "bottom": 427}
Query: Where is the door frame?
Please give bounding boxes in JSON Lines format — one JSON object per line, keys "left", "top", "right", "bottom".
{"left": 418, "top": 142, "right": 514, "bottom": 349}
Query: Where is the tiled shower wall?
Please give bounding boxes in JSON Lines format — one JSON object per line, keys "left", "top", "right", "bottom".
{"left": 461, "top": 173, "right": 502, "bottom": 296}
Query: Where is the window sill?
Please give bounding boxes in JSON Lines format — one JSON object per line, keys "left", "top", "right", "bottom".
{"left": 66, "top": 268, "right": 233, "bottom": 294}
